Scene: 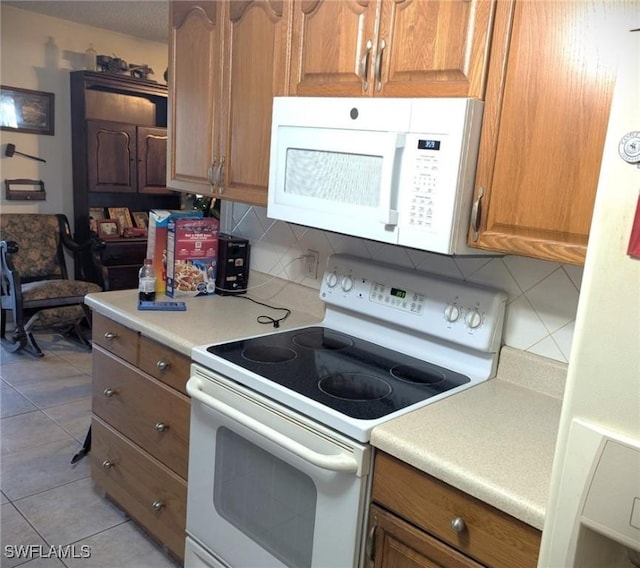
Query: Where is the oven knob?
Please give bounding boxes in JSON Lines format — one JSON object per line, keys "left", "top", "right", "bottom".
{"left": 326, "top": 271, "right": 338, "bottom": 288}
{"left": 341, "top": 276, "right": 354, "bottom": 292}
{"left": 444, "top": 304, "right": 460, "bottom": 322}
{"left": 466, "top": 309, "right": 483, "bottom": 329}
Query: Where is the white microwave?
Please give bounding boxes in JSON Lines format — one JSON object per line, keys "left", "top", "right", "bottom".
{"left": 267, "top": 97, "right": 485, "bottom": 256}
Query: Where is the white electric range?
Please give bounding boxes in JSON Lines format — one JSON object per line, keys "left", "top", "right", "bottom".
{"left": 186, "top": 254, "right": 507, "bottom": 568}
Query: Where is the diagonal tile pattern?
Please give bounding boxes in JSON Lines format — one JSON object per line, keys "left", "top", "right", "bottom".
{"left": 226, "top": 202, "right": 582, "bottom": 364}
{"left": 0, "top": 333, "right": 179, "bottom": 568}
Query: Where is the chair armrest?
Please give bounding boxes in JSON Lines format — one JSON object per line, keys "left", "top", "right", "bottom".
{"left": 0, "top": 240, "right": 23, "bottom": 301}
{"left": 57, "top": 215, "right": 92, "bottom": 254}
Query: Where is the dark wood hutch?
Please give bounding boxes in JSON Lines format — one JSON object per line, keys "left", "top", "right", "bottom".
{"left": 70, "top": 71, "right": 181, "bottom": 290}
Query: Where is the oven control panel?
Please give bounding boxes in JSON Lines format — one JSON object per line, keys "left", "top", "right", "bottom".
{"left": 320, "top": 254, "right": 507, "bottom": 354}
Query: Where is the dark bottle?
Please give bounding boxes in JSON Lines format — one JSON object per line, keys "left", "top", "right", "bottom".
{"left": 138, "top": 258, "right": 157, "bottom": 302}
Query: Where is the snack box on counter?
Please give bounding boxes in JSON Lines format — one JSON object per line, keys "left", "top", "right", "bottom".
{"left": 146, "top": 209, "right": 203, "bottom": 294}
{"left": 166, "top": 216, "right": 219, "bottom": 298}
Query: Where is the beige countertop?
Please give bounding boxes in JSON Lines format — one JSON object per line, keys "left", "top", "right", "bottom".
{"left": 86, "top": 277, "right": 565, "bottom": 532}
{"left": 370, "top": 347, "right": 567, "bottom": 531}
{"left": 85, "top": 271, "right": 324, "bottom": 355}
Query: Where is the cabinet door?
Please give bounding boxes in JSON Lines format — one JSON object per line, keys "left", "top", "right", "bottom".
{"left": 216, "top": 0, "right": 291, "bottom": 206}
{"left": 87, "top": 120, "right": 137, "bottom": 193}
{"left": 167, "top": 1, "right": 222, "bottom": 195}
{"left": 377, "top": 0, "right": 495, "bottom": 98}
{"left": 137, "top": 127, "right": 169, "bottom": 194}
{"left": 368, "top": 505, "right": 482, "bottom": 568}
{"left": 289, "top": 0, "right": 379, "bottom": 96}
{"left": 469, "top": 1, "right": 620, "bottom": 264}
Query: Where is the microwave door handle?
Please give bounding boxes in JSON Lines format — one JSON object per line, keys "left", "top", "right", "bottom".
{"left": 379, "top": 133, "right": 405, "bottom": 226}
{"left": 187, "top": 378, "right": 359, "bottom": 474}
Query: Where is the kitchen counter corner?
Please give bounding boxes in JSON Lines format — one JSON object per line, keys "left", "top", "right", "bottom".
{"left": 370, "top": 347, "right": 567, "bottom": 530}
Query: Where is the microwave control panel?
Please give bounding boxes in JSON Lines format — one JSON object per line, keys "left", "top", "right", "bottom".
{"left": 408, "top": 142, "right": 444, "bottom": 231}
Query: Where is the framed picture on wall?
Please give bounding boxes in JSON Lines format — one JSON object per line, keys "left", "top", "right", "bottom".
{"left": 0, "top": 86, "right": 55, "bottom": 135}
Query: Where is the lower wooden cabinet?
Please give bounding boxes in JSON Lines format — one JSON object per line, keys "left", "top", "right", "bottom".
{"left": 368, "top": 452, "right": 541, "bottom": 568}
{"left": 91, "top": 418, "right": 187, "bottom": 560}
{"left": 90, "top": 314, "right": 191, "bottom": 562}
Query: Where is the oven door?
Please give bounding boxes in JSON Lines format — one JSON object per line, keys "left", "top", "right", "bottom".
{"left": 185, "top": 364, "right": 372, "bottom": 568}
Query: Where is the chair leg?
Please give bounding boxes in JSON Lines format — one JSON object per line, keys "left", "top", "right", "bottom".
{"left": 25, "top": 331, "right": 44, "bottom": 357}
{"left": 62, "top": 322, "right": 92, "bottom": 350}
{"left": 0, "top": 311, "right": 29, "bottom": 354}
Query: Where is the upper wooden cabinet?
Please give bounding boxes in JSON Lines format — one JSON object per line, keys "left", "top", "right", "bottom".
{"left": 87, "top": 122, "right": 167, "bottom": 195}
{"left": 216, "top": 1, "right": 291, "bottom": 205}
{"left": 468, "top": 1, "right": 623, "bottom": 265}
{"left": 168, "top": 0, "right": 290, "bottom": 206}
{"left": 167, "top": 1, "right": 221, "bottom": 195}
{"left": 289, "top": 0, "right": 496, "bottom": 98}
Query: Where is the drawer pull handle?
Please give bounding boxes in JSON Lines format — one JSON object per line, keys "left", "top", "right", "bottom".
{"left": 471, "top": 187, "right": 484, "bottom": 242}
{"left": 365, "top": 516, "right": 377, "bottom": 566}
{"left": 102, "top": 460, "right": 114, "bottom": 469}
{"left": 450, "top": 516, "right": 467, "bottom": 533}
{"left": 154, "top": 422, "right": 169, "bottom": 432}
{"left": 152, "top": 500, "right": 165, "bottom": 511}
{"left": 104, "top": 331, "right": 117, "bottom": 341}
{"left": 103, "top": 388, "right": 116, "bottom": 398}
{"left": 156, "top": 359, "right": 170, "bottom": 371}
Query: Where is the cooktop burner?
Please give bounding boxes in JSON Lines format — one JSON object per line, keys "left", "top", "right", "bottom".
{"left": 207, "top": 326, "right": 470, "bottom": 420}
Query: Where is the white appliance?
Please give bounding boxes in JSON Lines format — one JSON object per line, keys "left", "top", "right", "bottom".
{"left": 538, "top": 24, "right": 640, "bottom": 568}
{"left": 267, "top": 97, "right": 484, "bottom": 255}
{"left": 186, "top": 254, "right": 507, "bottom": 567}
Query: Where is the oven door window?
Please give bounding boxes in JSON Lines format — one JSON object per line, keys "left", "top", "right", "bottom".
{"left": 214, "top": 427, "right": 317, "bottom": 568}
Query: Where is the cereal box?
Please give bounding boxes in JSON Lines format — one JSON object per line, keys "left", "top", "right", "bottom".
{"left": 146, "top": 210, "right": 203, "bottom": 294}
{"left": 166, "top": 217, "right": 219, "bottom": 297}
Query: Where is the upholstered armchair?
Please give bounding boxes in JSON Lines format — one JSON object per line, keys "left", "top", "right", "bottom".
{"left": 0, "top": 213, "right": 102, "bottom": 357}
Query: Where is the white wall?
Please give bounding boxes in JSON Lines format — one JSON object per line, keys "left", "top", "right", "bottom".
{"left": 0, "top": 5, "right": 168, "bottom": 231}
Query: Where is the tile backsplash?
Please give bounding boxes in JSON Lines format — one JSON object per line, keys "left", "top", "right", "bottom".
{"left": 224, "top": 203, "right": 581, "bottom": 364}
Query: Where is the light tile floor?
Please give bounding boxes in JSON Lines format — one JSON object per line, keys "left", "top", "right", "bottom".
{"left": 1, "top": 332, "right": 180, "bottom": 568}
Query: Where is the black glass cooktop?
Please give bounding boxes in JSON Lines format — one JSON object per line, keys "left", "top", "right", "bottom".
{"left": 207, "top": 326, "right": 470, "bottom": 420}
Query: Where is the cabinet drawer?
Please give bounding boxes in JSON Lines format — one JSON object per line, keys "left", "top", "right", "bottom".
{"left": 369, "top": 504, "right": 482, "bottom": 568}
{"left": 99, "top": 240, "right": 147, "bottom": 265}
{"left": 92, "top": 312, "right": 139, "bottom": 364}
{"left": 372, "top": 452, "right": 541, "bottom": 568}
{"left": 92, "top": 346, "right": 190, "bottom": 479}
{"left": 103, "top": 266, "right": 140, "bottom": 291}
{"left": 138, "top": 335, "right": 190, "bottom": 396}
{"left": 91, "top": 417, "right": 186, "bottom": 562}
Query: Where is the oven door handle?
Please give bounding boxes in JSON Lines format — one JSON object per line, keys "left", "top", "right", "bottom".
{"left": 188, "top": 379, "right": 359, "bottom": 474}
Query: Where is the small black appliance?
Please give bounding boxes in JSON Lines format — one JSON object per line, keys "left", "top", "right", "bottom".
{"left": 215, "top": 233, "right": 250, "bottom": 295}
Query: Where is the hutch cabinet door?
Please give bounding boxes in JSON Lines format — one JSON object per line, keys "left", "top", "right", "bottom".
{"left": 167, "top": 1, "right": 222, "bottom": 195}
{"left": 215, "top": 0, "right": 291, "bottom": 206}
{"left": 87, "top": 120, "right": 137, "bottom": 193}
{"left": 137, "top": 126, "right": 168, "bottom": 194}
{"left": 469, "top": 0, "right": 620, "bottom": 264}
{"left": 289, "top": 0, "right": 378, "bottom": 96}
{"left": 377, "top": 0, "right": 495, "bottom": 98}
